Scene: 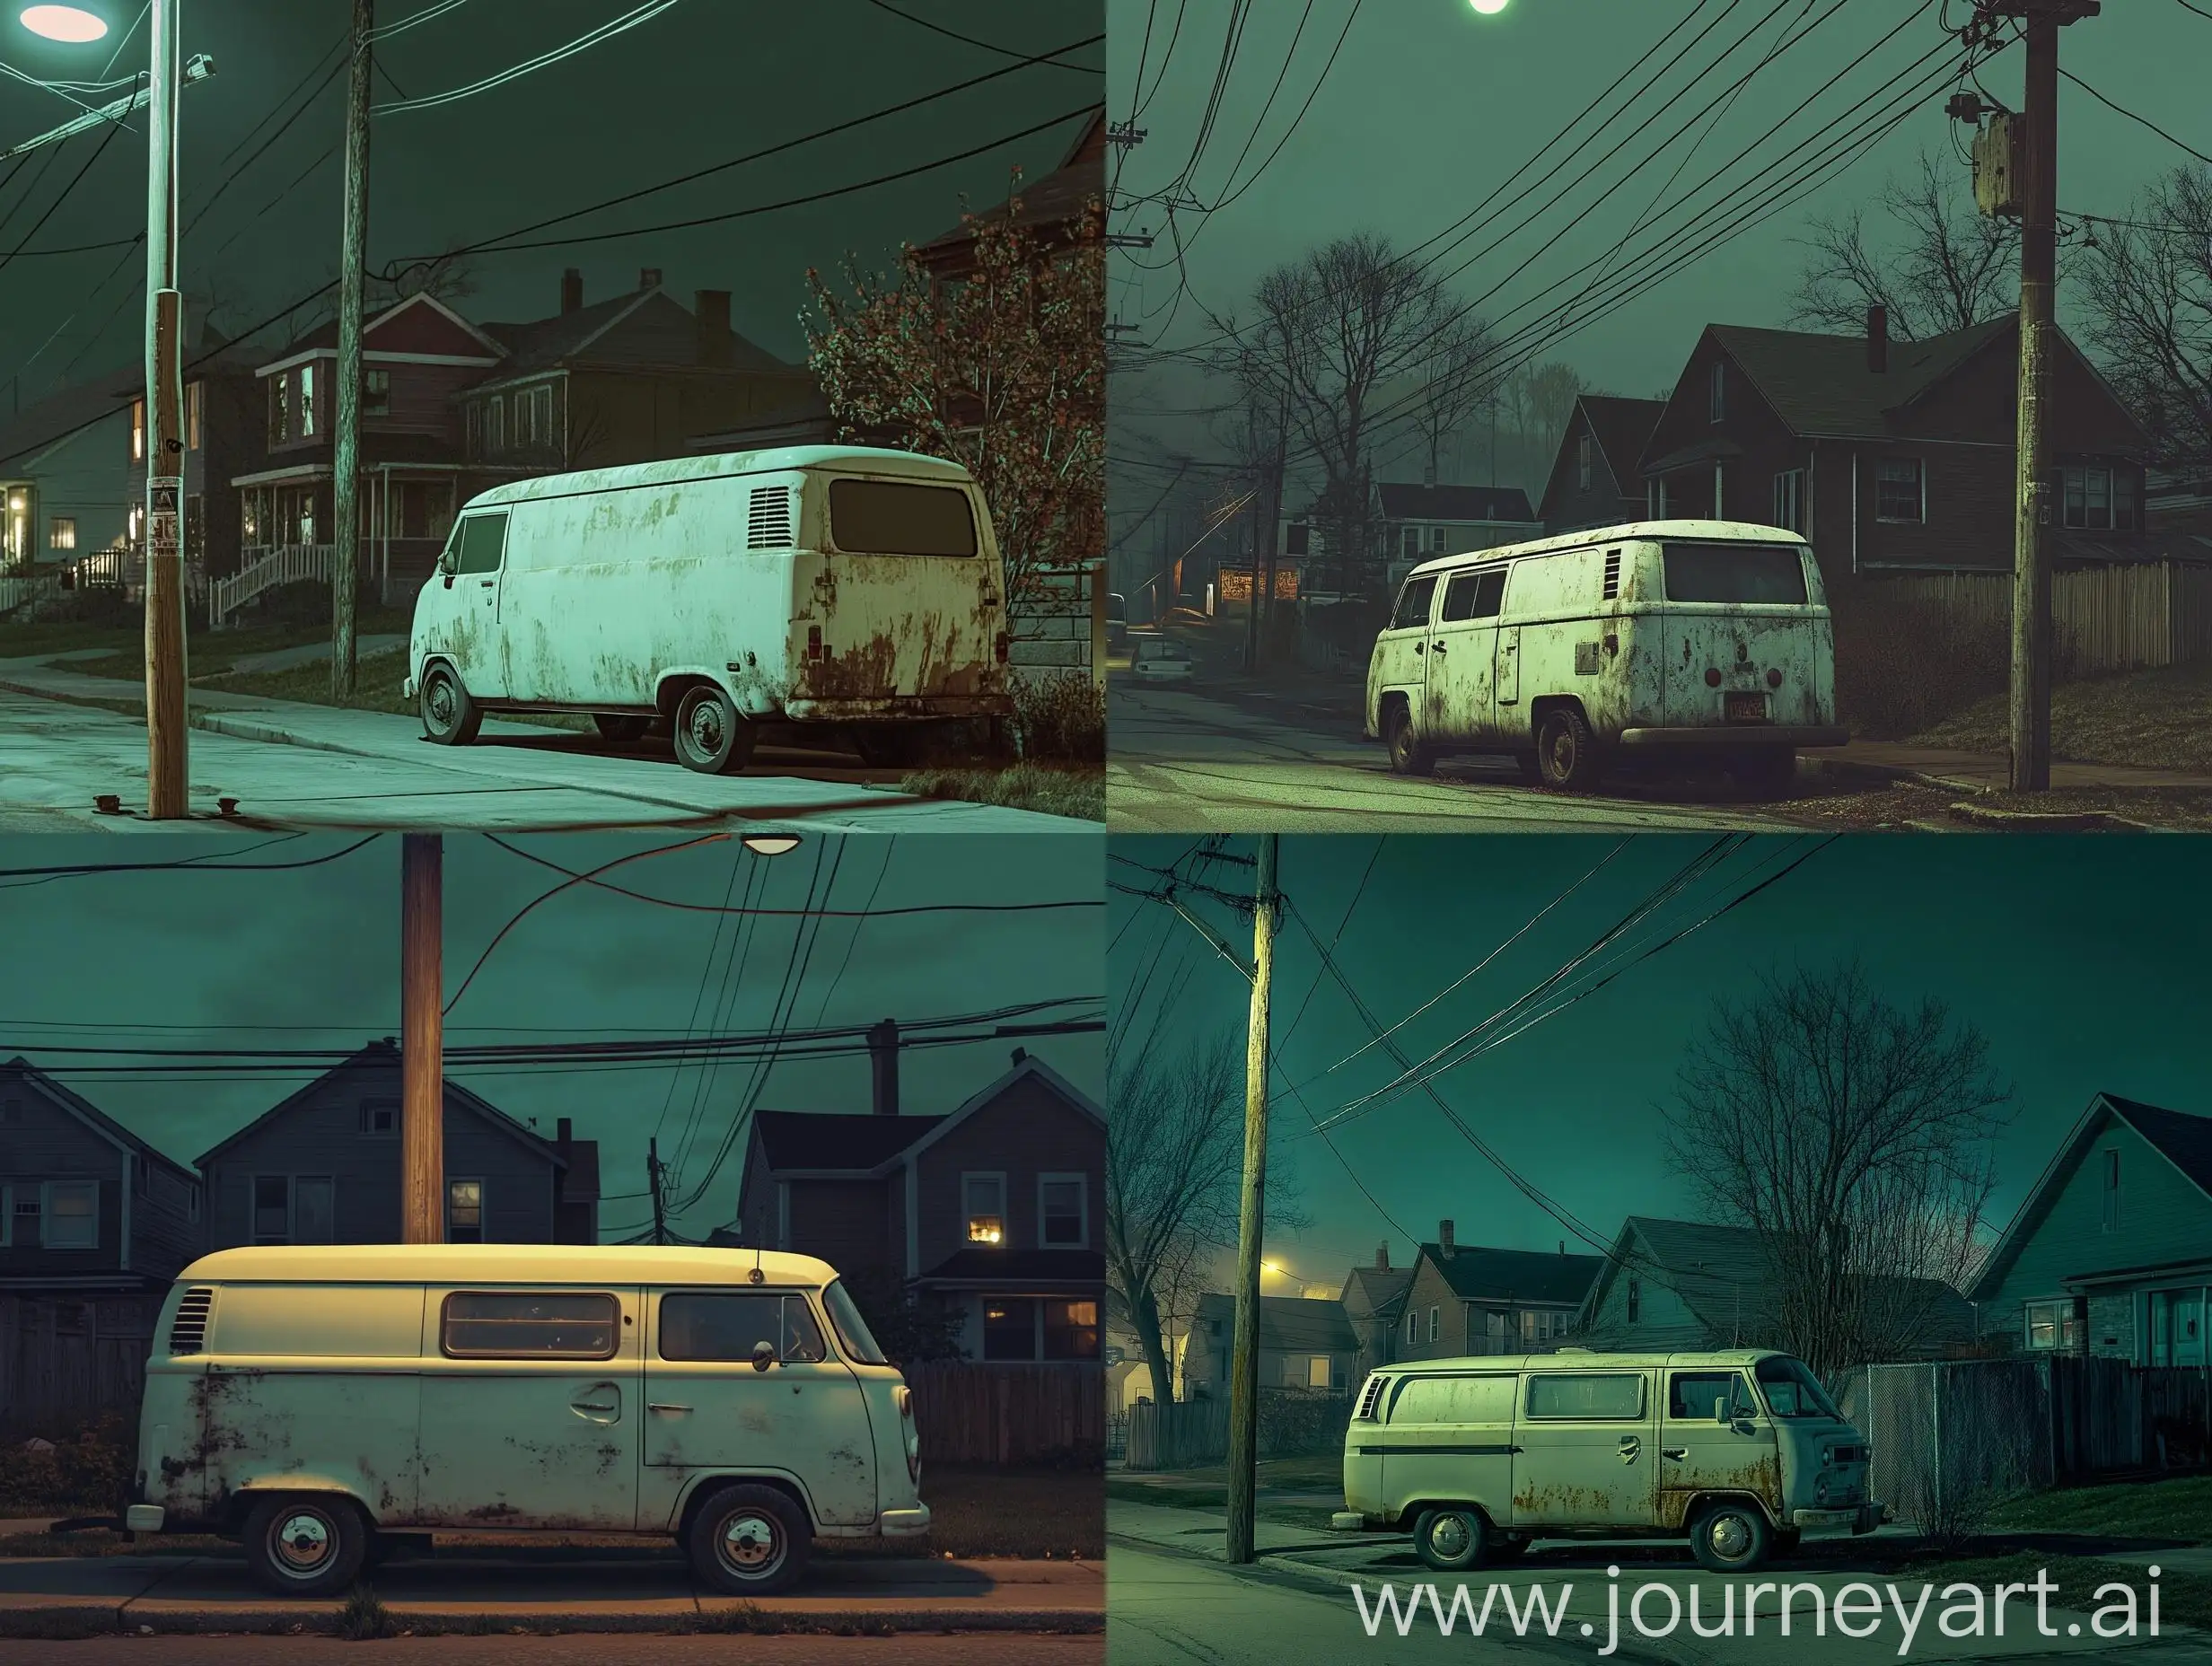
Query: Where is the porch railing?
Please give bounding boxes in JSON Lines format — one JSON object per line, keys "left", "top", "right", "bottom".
{"left": 209, "top": 544, "right": 337, "bottom": 627}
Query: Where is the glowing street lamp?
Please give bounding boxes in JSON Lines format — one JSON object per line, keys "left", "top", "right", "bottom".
{"left": 740, "top": 833, "right": 802, "bottom": 857}
{"left": 1468, "top": 0, "right": 1509, "bottom": 14}
{"left": 19, "top": 5, "right": 107, "bottom": 40}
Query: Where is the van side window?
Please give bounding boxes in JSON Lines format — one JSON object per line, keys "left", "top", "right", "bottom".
{"left": 452, "top": 513, "right": 510, "bottom": 575}
{"left": 659, "top": 1292, "right": 828, "bottom": 1363}
{"left": 1525, "top": 1372, "right": 1646, "bottom": 1420}
{"left": 442, "top": 1290, "right": 617, "bottom": 1359}
{"left": 829, "top": 478, "right": 977, "bottom": 557}
{"left": 1390, "top": 574, "right": 1438, "bottom": 631}
{"left": 1668, "top": 1370, "right": 1751, "bottom": 1421}
{"left": 1440, "top": 570, "right": 1505, "bottom": 623}
{"left": 1390, "top": 1374, "right": 1514, "bottom": 1425}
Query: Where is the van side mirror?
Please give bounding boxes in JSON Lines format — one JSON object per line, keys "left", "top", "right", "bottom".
{"left": 1714, "top": 1395, "right": 1732, "bottom": 1425}
{"left": 751, "top": 1339, "right": 777, "bottom": 1373}
{"left": 438, "top": 548, "right": 457, "bottom": 576}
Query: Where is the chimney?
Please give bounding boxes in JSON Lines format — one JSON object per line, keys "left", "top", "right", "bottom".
{"left": 638, "top": 267, "right": 663, "bottom": 293}
{"left": 556, "top": 1117, "right": 573, "bottom": 1151}
{"left": 1010, "top": 1046, "right": 1029, "bottom": 1067}
{"left": 560, "top": 268, "right": 584, "bottom": 316}
{"left": 1866, "top": 303, "right": 1888, "bottom": 373}
{"left": 695, "top": 289, "right": 733, "bottom": 368}
{"left": 868, "top": 1019, "right": 900, "bottom": 1117}
{"left": 1438, "top": 1219, "right": 1455, "bottom": 1251}
{"left": 1558, "top": 1241, "right": 1566, "bottom": 1255}
{"left": 1375, "top": 1241, "right": 1391, "bottom": 1272}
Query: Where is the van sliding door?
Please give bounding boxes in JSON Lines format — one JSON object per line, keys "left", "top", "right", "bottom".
{"left": 1507, "top": 1369, "right": 1657, "bottom": 1531}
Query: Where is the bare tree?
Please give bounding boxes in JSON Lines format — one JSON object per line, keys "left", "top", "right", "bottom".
{"left": 1500, "top": 360, "right": 1588, "bottom": 493}
{"left": 1404, "top": 314, "right": 1493, "bottom": 486}
{"left": 1789, "top": 148, "right": 2016, "bottom": 342}
{"left": 2075, "top": 164, "right": 2212, "bottom": 472}
{"left": 1663, "top": 961, "right": 2014, "bottom": 1377}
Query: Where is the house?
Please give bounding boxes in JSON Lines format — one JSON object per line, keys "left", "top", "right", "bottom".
{"left": 2148, "top": 467, "right": 2212, "bottom": 548}
{"left": 194, "top": 1042, "right": 599, "bottom": 1248}
{"left": 1637, "top": 307, "right": 2164, "bottom": 578}
{"left": 1180, "top": 1293, "right": 1359, "bottom": 1395}
{"left": 0, "top": 1057, "right": 204, "bottom": 1293}
{"left": 727, "top": 1038, "right": 1104, "bottom": 1365}
{"left": 1965, "top": 1093, "right": 2212, "bottom": 1369}
{"left": 1537, "top": 394, "right": 1667, "bottom": 532}
{"left": 1373, "top": 481, "right": 1542, "bottom": 577}
{"left": 1576, "top": 1215, "right": 1975, "bottom": 1359}
{"left": 912, "top": 109, "right": 1107, "bottom": 282}
{"left": 0, "top": 367, "right": 138, "bottom": 580}
{"left": 1393, "top": 1221, "right": 1602, "bottom": 1363}
{"left": 1339, "top": 1241, "right": 1415, "bottom": 1380}
{"left": 126, "top": 341, "right": 270, "bottom": 584}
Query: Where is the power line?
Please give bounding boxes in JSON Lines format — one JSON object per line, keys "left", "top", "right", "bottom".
{"left": 375, "top": 0, "right": 684, "bottom": 116}
{"left": 2058, "top": 67, "right": 2212, "bottom": 169}
{"left": 860, "top": 0, "right": 1102, "bottom": 70}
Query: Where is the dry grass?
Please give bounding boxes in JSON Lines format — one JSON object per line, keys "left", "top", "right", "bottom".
{"left": 1990, "top": 1474, "right": 2212, "bottom": 1543}
{"left": 901, "top": 763, "right": 1102, "bottom": 821}
{"left": 195, "top": 650, "right": 590, "bottom": 731}
{"left": 1912, "top": 662, "right": 2212, "bottom": 773}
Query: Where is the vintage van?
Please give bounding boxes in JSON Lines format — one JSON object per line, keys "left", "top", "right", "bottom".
{"left": 403, "top": 446, "right": 1014, "bottom": 773}
{"left": 1336, "top": 1349, "right": 1876, "bottom": 1574}
{"left": 125, "top": 1244, "right": 926, "bottom": 1597}
{"left": 1365, "top": 520, "right": 1846, "bottom": 793}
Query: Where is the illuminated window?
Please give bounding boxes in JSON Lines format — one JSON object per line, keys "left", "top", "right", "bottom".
{"left": 2025, "top": 1300, "right": 2079, "bottom": 1352}
{"left": 963, "top": 1173, "right": 1006, "bottom": 1245}
{"left": 130, "top": 399, "right": 145, "bottom": 461}
{"left": 186, "top": 381, "right": 203, "bottom": 451}
{"left": 363, "top": 369, "right": 391, "bottom": 418}
{"left": 448, "top": 1178, "right": 485, "bottom": 1243}
{"left": 299, "top": 364, "right": 318, "bottom": 438}
{"left": 1043, "top": 1298, "right": 1098, "bottom": 1360}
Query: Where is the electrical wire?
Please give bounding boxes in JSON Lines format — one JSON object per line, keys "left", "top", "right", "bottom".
{"left": 2058, "top": 67, "right": 2212, "bottom": 168}
{"left": 375, "top": 0, "right": 684, "bottom": 116}
{"left": 861, "top": 0, "right": 1102, "bottom": 71}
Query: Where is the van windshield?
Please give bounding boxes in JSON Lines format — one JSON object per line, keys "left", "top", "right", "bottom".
{"left": 829, "top": 478, "right": 978, "bottom": 557}
{"left": 823, "top": 1278, "right": 889, "bottom": 1364}
{"left": 1755, "top": 1355, "right": 1842, "bottom": 1420}
{"left": 1661, "top": 541, "right": 1810, "bottom": 605}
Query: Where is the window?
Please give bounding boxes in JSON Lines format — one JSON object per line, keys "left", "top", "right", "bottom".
{"left": 1485, "top": 1310, "right": 1509, "bottom": 1351}
{"left": 1391, "top": 1373, "right": 1515, "bottom": 1425}
{"left": 1708, "top": 362, "right": 1725, "bottom": 423}
{"left": 1875, "top": 458, "right": 1924, "bottom": 522}
{"left": 447, "top": 1179, "right": 484, "bottom": 1243}
{"left": 1521, "top": 1309, "right": 1563, "bottom": 1346}
{"left": 133, "top": 1154, "right": 149, "bottom": 1197}
{"left": 1040, "top": 1175, "right": 1086, "bottom": 1248}
{"left": 294, "top": 1177, "right": 334, "bottom": 1243}
{"left": 10, "top": 1188, "right": 39, "bottom": 1245}
{"left": 659, "top": 1292, "right": 827, "bottom": 1363}
{"left": 1043, "top": 1297, "right": 1099, "bottom": 1360}
{"left": 2024, "top": 1299, "right": 2080, "bottom": 1352}
{"left": 1390, "top": 574, "right": 1438, "bottom": 631}
{"left": 48, "top": 517, "right": 75, "bottom": 552}
{"left": 451, "top": 513, "right": 509, "bottom": 574}
{"left": 1439, "top": 567, "right": 1506, "bottom": 623}
{"left": 486, "top": 395, "right": 505, "bottom": 454}
{"left": 186, "top": 380, "right": 202, "bottom": 451}
{"left": 1670, "top": 1371, "right": 1756, "bottom": 1421}
{"left": 2062, "top": 467, "right": 2114, "bottom": 530}
{"left": 442, "top": 1290, "right": 618, "bottom": 1358}
{"left": 1284, "top": 522, "right": 1310, "bottom": 557}
{"left": 268, "top": 376, "right": 288, "bottom": 446}
{"left": 983, "top": 1297, "right": 1038, "bottom": 1360}
{"left": 359, "top": 1100, "right": 398, "bottom": 1138}
{"left": 1431, "top": 527, "right": 1447, "bottom": 553}
{"left": 964, "top": 1173, "right": 1007, "bottom": 1245}
{"left": 1661, "top": 541, "right": 1811, "bottom": 604}
{"left": 363, "top": 369, "right": 391, "bottom": 419}
{"left": 465, "top": 401, "right": 483, "bottom": 460}
{"left": 1627, "top": 1276, "right": 1641, "bottom": 1324}
{"left": 252, "top": 1175, "right": 290, "bottom": 1245}
{"left": 2115, "top": 469, "right": 2139, "bottom": 531}
{"left": 299, "top": 364, "right": 318, "bottom": 438}
{"left": 829, "top": 479, "right": 979, "bottom": 557}
{"left": 526, "top": 384, "right": 553, "bottom": 447}
{"left": 1578, "top": 434, "right": 1594, "bottom": 490}
{"left": 1403, "top": 1311, "right": 1417, "bottom": 1347}
{"left": 1426, "top": 1304, "right": 1440, "bottom": 1344}
{"left": 822, "top": 1280, "right": 888, "bottom": 1363}
{"left": 130, "top": 398, "right": 145, "bottom": 461}
{"left": 1402, "top": 526, "right": 1421, "bottom": 558}
{"left": 1526, "top": 1372, "right": 1646, "bottom": 1420}
{"left": 1752, "top": 1355, "right": 1842, "bottom": 1420}
{"left": 1772, "top": 469, "right": 1805, "bottom": 534}
{"left": 2102, "top": 1148, "right": 2120, "bottom": 1230}
{"left": 44, "top": 1180, "right": 97, "bottom": 1250}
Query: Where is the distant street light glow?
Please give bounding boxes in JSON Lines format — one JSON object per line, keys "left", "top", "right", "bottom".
{"left": 19, "top": 4, "right": 107, "bottom": 41}
{"left": 740, "top": 834, "right": 802, "bottom": 857}
{"left": 1469, "top": 0, "right": 1509, "bottom": 14}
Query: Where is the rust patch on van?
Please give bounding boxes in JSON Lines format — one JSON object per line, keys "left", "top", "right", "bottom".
{"left": 467, "top": 1502, "right": 520, "bottom": 1521}
{"left": 1657, "top": 1453, "right": 1783, "bottom": 1529}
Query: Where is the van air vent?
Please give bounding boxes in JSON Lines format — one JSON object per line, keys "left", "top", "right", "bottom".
{"left": 747, "top": 486, "right": 794, "bottom": 549}
{"left": 1355, "top": 1373, "right": 1387, "bottom": 1421}
{"left": 1602, "top": 549, "right": 1621, "bottom": 600}
{"left": 169, "top": 1287, "right": 214, "bottom": 1355}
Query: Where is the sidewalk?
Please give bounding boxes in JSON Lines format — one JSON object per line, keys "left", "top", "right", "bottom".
{"left": 0, "top": 1550, "right": 1102, "bottom": 1635}
{"left": 1823, "top": 740, "right": 2212, "bottom": 794}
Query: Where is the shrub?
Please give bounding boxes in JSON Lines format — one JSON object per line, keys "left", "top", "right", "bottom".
{"left": 1828, "top": 578, "right": 2076, "bottom": 741}
{"left": 44, "top": 583, "right": 135, "bottom": 627}
{"left": 0, "top": 1416, "right": 135, "bottom": 1513}
{"left": 1013, "top": 671, "right": 1105, "bottom": 764}
{"left": 252, "top": 579, "right": 335, "bottom": 628}
{"left": 338, "top": 1584, "right": 395, "bottom": 1641}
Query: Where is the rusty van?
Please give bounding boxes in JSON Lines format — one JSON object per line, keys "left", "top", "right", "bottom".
{"left": 124, "top": 1244, "right": 927, "bottom": 1596}
{"left": 403, "top": 446, "right": 1014, "bottom": 773}
{"left": 1365, "top": 520, "right": 1847, "bottom": 793}
{"left": 1334, "top": 1349, "right": 1877, "bottom": 1574}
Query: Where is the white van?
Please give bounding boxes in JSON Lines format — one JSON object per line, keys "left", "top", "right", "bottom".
{"left": 124, "top": 1244, "right": 926, "bottom": 1597}
{"left": 1338, "top": 1349, "right": 1876, "bottom": 1574}
{"left": 403, "top": 446, "right": 1014, "bottom": 773}
{"left": 1365, "top": 520, "right": 1846, "bottom": 793}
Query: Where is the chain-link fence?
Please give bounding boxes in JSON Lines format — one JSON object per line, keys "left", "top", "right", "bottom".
{"left": 1834, "top": 1361, "right": 2052, "bottom": 1542}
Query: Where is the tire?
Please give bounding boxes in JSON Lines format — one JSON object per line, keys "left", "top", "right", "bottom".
{"left": 1534, "top": 705, "right": 1604, "bottom": 792}
{"left": 671, "top": 684, "right": 759, "bottom": 776}
{"left": 418, "top": 662, "right": 481, "bottom": 746}
{"left": 1688, "top": 1499, "right": 1772, "bottom": 1575}
{"left": 1384, "top": 702, "right": 1435, "bottom": 776}
{"left": 686, "top": 1483, "right": 812, "bottom": 1597}
{"left": 241, "top": 1494, "right": 371, "bottom": 1597}
{"left": 594, "top": 713, "right": 651, "bottom": 746}
{"left": 1739, "top": 747, "right": 1797, "bottom": 797}
{"left": 1411, "top": 1506, "right": 1490, "bottom": 1574}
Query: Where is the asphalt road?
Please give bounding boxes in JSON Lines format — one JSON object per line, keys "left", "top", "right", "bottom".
{"left": 1107, "top": 680, "right": 1808, "bottom": 834}
{"left": 0, "top": 1635, "right": 1099, "bottom": 1664}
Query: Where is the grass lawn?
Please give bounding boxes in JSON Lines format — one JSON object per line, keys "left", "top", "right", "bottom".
{"left": 0, "top": 609, "right": 415, "bottom": 669}
{"left": 1989, "top": 1474, "right": 2212, "bottom": 1543}
{"left": 1905, "top": 1553, "right": 2207, "bottom": 1631}
{"left": 901, "top": 762, "right": 1103, "bottom": 821}
{"left": 1913, "top": 662, "right": 2212, "bottom": 773}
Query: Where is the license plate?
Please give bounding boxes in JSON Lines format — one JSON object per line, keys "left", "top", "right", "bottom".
{"left": 1725, "top": 691, "right": 1768, "bottom": 723}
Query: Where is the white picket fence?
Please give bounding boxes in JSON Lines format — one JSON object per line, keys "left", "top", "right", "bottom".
{"left": 209, "top": 543, "right": 336, "bottom": 627}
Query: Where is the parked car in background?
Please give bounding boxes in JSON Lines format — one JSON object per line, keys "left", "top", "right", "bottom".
{"left": 1128, "top": 633, "right": 1193, "bottom": 684}
{"left": 1107, "top": 591, "right": 1128, "bottom": 655}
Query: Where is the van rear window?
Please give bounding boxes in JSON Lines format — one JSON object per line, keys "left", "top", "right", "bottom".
{"left": 1525, "top": 1372, "right": 1646, "bottom": 1420}
{"left": 658, "top": 1293, "right": 827, "bottom": 1363}
{"left": 829, "top": 478, "right": 977, "bottom": 557}
{"left": 1661, "top": 541, "right": 1809, "bottom": 604}
{"left": 442, "top": 1291, "right": 617, "bottom": 1358}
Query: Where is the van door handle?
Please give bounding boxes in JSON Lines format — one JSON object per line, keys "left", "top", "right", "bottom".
{"left": 1413, "top": 642, "right": 1424, "bottom": 653}
{"left": 1618, "top": 1437, "right": 1641, "bottom": 1462}
{"left": 1430, "top": 642, "right": 1446, "bottom": 654}
{"left": 647, "top": 1403, "right": 691, "bottom": 1415}
{"left": 478, "top": 579, "right": 494, "bottom": 588}
{"left": 1662, "top": 1447, "right": 1687, "bottom": 1462}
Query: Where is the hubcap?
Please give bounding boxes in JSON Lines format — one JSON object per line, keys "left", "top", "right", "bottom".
{"left": 687, "top": 702, "right": 724, "bottom": 756}
{"left": 1707, "top": 1513, "right": 1751, "bottom": 1559}
{"left": 427, "top": 679, "right": 453, "bottom": 725}
{"left": 718, "top": 1511, "right": 784, "bottom": 1575}
{"left": 1428, "top": 1513, "right": 1471, "bottom": 1560}
{"left": 273, "top": 1511, "right": 333, "bottom": 1574}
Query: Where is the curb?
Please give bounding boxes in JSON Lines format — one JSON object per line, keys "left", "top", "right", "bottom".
{"left": 1799, "top": 755, "right": 1982, "bottom": 794}
{"left": 0, "top": 1603, "right": 1103, "bottom": 1640}
{"left": 1945, "top": 802, "right": 2155, "bottom": 833}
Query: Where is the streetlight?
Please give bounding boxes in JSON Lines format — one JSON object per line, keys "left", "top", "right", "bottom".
{"left": 19, "top": 5, "right": 107, "bottom": 40}
{"left": 740, "top": 834, "right": 802, "bottom": 857}
{"left": 1468, "top": 0, "right": 1509, "bottom": 13}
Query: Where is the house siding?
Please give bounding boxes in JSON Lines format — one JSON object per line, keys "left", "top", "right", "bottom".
{"left": 913, "top": 1075, "right": 1104, "bottom": 1276}
{"left": 785, "top": 1178, "right": 896, "bottom": 1282}
{"left": 1540, "top": 408, "right": 1643, "bottom": 533}
{"left": 1578, "top": 1240, "right": 1716, "bottom": 1352}
{"left": 0, "top": 1096, "right": 124, "bottom": 1277}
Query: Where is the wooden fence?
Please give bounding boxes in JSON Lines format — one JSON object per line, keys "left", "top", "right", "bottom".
{"left": 0, "top": 1293, "right": 160, "bottom": 1438}
{"left": 903, "top": 1360, "right": 1102, "bottom": 1466}
{"left": 1878, "top": 563, "right": 2212, "bottom": 672}
{"left": 1123, "top": 1389, "right": 1354, "bottom": 1471}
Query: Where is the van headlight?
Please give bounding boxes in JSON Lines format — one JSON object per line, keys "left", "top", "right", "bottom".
{"left": 1815, "top": 1476, "right": 1830, "bottom": 1504}
{"left": 896, "top": 1384, "right": 920, "bottom": 1483}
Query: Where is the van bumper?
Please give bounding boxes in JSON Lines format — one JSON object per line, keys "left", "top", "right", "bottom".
{"left": 401, "top": 674, "right": 417, "bottom": 700}
{"left": 1792, "top": 1502, "right": 1880, "bottom": 1535}
{"left": 783, "top": 696, "right": 1014, "bottom": 723}
{"left": 1617, "top": 724, "right": 1848, "bottom": 750}
{"left": 124, "top": 1505, "right": 165, "bottom": 1533}
{"left": 878, "top": 1504, "right": 932, "bottom": 1538}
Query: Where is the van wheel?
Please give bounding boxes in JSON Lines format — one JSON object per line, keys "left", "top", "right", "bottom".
{"left": 242, "top": 1494, "right": 371, "bottom": 1597}
{"left": 419, "top": 664, "right": 481, "bottom": 746}
{"left": 672, "top": 686, "right": 759, "bottom": 776}
{"left": 687, "top": 1483, "right": 811, "bottom": 1597}
{"left": 1412, "top": 1506, "right": 1490, "bottom": 1574}
{"left": 594, "top": 714, "right": 651, "bottom": 747}
{"left": 1384, "top": 703, "right": 1435, "bottom": 776}
{"left": 1689, "top": 1500, "right": 1772, "bottom": 1574}
{"left": 1534, "top": 706, "right": 1603, "bottom": 791}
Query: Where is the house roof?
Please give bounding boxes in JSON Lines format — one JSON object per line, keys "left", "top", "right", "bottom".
{"left": 1194, "top": 1292, "right": 1358, "bottom": 1355}
{"left": 1690, "top": 318, "right": 2014, "bottom": 443}
{"left": 917, "top": 108, "right": 1105, "bottom": 256}
{"left": 253, "top": 291, "right": 507, "bottom": 368}
{"left": 0, "top": 1057, "right": 199, "bottom": 1180}
{"left": 1341, "top": 1264, "right": 1415, "bottom": 1320}
{"left": 478, "top": 286, "right": 795, "bottom": 381}
{"left": 0, "top": 364, "right": 139, "bottom": 473}
{"left": 1418, "top": 1242, "right": 1604, "bottom": 1308}
{"left": 751, "top": 1110, "right": 945, "bottom": 1172}
{"left": 915, "top": 1247, "right": 1105, "bottom": 1285}
{"left": 1377, "top": 482, "right": 1537, "bottom": 523}
{"left": 1578, "top": 395, "right": 1667, "bottom": 482}
{"left": 193, "top": 1041, "right": 566, "bottom": 1170}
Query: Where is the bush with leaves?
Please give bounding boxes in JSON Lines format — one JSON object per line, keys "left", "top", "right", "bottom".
{"left": 1012, "top": 672, "right": 1104, "bottom": 764}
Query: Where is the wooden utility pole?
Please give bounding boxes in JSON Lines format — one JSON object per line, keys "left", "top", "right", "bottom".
{"left": 1997, "top": 0, "right": 2097, "bottom": 791}
{"left": 330, "top": 0, "right": 374, "bottom": 701}
{"left": 142, "top": 0, "right": 188, "bottom": 819}
{"left": 400, "top": 834, "right": 444, "bottom": 1243}
{"left": 648, "top": 1137, "right": 667, "bottom": 1244}
{"left": 1224, "top": 833, "right": 1278, "bottom": 1565}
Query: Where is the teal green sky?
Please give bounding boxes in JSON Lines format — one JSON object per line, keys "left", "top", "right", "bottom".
{"left": 1110, "top": 834, "right": 2211, "bottom": 1296}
